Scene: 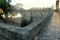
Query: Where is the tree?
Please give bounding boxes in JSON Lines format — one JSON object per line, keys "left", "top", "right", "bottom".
{"left": 0, "top": 0, "right": 11, "bottom": 14}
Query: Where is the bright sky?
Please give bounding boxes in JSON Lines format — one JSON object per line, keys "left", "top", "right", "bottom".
{"left": 10, "top": 0, "right": 57, "bottom": 10}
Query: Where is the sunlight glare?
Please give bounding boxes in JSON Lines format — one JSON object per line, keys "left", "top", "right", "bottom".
{"left": 1, "top": 14, "right": 5, "bottom": 18}
{"left": 15, "top": 13, "right": 22, "bottom": 18}
{"left": 8, "top": 13, "right": 22, "bottom": 19}
{"left": 10, "top": 0, "right": 56, "bottom": 10}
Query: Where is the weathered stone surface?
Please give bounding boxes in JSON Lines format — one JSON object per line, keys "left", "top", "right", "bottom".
{"left": 6, "top": 9, "right": 53, "bottom": 26}
{"left": 34, "top": 12, "right": 60, "bottom": 40}
{"left": 0, "top": 11, "right": 53, "bottom": 40}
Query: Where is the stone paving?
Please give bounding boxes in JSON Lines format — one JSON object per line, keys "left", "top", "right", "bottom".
{"left": 34, "top": 12, "right": 60, "bottom": 40}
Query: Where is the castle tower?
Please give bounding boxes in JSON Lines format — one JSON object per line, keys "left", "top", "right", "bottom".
{"left": 56, "top": 0, "right": 59, "bottom": 11}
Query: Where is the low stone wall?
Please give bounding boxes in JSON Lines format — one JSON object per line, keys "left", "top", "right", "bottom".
{"left": 7, "top": 9, "right": 53, "bottom": 26}
{"left": 0, "top": 12, "right": 53, "bottom": 40}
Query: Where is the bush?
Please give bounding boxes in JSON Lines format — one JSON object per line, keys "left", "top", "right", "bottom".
{"left": 21, "top": 18, "right": 30, "bottom": 27}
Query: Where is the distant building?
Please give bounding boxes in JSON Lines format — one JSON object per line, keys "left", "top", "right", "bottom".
{"left": 16, "top": 3, "right": 23, "bottom": 8}
{"left": 51, "top": 5, "right": 54, "bottom": 9}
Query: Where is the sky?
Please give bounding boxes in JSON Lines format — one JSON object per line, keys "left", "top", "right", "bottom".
{"left": 10, "top": 0, "right": 57, "bottom": 10}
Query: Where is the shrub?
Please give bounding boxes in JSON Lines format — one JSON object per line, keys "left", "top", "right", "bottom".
{"left": 21, "top": 18, "right": 30, "bottom": 27}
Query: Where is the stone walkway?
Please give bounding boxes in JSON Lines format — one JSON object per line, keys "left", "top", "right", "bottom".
{"left": 35, "top": 12, "right": 60, "bottom": 40}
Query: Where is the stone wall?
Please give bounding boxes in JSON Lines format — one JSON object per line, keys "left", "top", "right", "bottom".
{"left": 5, "top": 9, "right": 53, "bottom": 26}
{"left": 0, "top": 11, "right": 53, "bottom": 40}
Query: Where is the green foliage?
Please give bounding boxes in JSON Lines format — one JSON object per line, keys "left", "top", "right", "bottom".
{"left": 0, "top": 0, "right": 10, "bottom": 13}
{"left": 0, "top": 0, "right": 5, "bottom": 3}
